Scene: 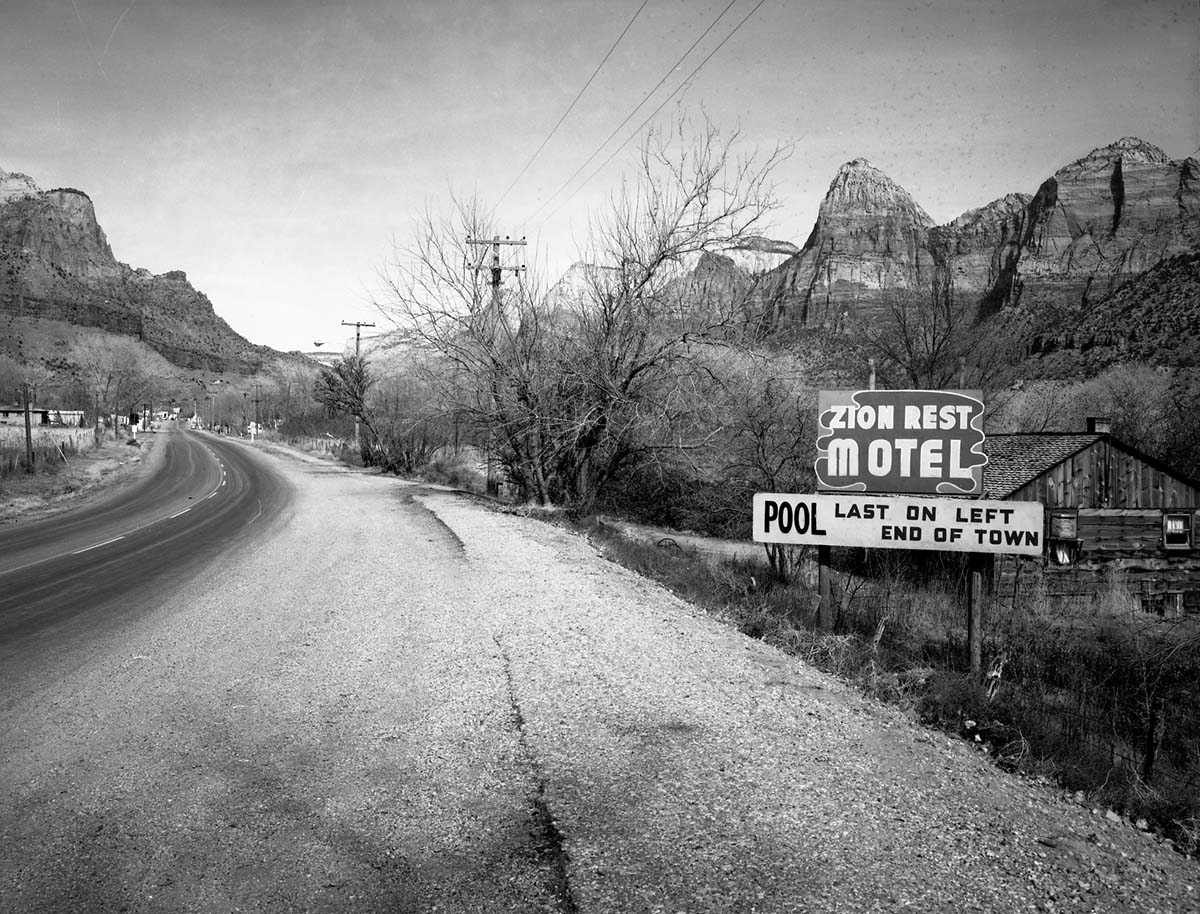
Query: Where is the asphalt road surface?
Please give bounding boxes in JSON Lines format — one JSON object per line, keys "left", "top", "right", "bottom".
{"left": 0, "top": 426, "right": 292, "bottom": 698}
{"left": 1, "top": 436, "right": 1196, "bottom": 913}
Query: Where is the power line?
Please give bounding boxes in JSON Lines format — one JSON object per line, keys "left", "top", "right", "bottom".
{"left": 526, "top": 0, "right": 742, "bottom": 225}
{"left": 496, "top": 0, "right": 651, "bottom": 210}
{"left": 545, "top": 0, "right": 769, "bottom": 223}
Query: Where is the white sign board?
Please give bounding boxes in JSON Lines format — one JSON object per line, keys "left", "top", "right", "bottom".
{"left": 753, "top": 493, "right": 1044, "bottom": 556}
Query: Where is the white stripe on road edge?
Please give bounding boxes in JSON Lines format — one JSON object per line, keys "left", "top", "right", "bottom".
{"left": 72, "top": 535, "right": 125, "bottom": 555}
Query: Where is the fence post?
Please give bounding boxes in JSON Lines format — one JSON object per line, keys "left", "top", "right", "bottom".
{"left": 968, "top": 552, "right": 984, "bottom": 681}
{"left": 22, "top": 382, "right": 34, "bottom": 473}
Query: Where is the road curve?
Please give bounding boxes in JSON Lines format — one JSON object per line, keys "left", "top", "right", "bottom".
{"left": 0, "top": 425, "right": 293, "bottom": 684}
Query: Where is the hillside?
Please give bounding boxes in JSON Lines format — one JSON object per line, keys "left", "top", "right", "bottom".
{"left": 1024, "top": 250, "right": 1200, "bottom": 374}
{"left": 0, "top": 167, "right": 290, "bottom": 375}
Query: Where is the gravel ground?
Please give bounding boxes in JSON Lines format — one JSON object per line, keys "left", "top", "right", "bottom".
{"left": 1, "top": 449, "right": 1196, "bottom": 913}
{"left": 421, "top": 492, "right": 1198, "bottom": 914}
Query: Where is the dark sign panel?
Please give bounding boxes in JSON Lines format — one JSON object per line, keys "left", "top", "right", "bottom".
{"left": 815, "top": 389, "right": 987, "bottom": 496}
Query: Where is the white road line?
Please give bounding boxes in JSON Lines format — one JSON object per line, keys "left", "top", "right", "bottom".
{"left": 72, "top": 535, "right": 125, "bottom": 555}
{"left": 1, "top": 434, "right": 232, "bottom": 578}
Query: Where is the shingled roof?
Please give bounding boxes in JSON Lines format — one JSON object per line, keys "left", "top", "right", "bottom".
{"left": 981, "top": 434, "right": 1104, "bottom": 499}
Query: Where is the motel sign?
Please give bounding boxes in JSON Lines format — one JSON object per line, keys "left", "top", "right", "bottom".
{"left": 754, "top": 389, "right": 1043, "bottom": 556}
{"left": 815, "top": 389, "right": 987, "bottom": 496}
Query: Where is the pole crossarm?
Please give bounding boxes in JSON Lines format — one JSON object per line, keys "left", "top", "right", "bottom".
{"left": 340, "top": 320, "right": 377, "bottom": 357}
{"left": 465, "top": 236, "right": 527, "bottom": 286}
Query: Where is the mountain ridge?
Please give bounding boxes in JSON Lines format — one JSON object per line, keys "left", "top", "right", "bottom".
{"left": 0, "top": 167, "right": 290, "bottom": 375}
{"left": 754, "top": 136, "right": 1199, "bottom": 331}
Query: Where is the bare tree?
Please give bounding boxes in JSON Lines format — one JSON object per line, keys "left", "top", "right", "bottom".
{"left": 378, "top": 194, "right": 559, "bottom": 502}
{"left": 71, "top": 332, "right": 151, "bottom": 437}
{"left": 718, "top": 353, "right": 817, "bottom": 581}
{"left": 854, "top": 287, "right": 1029, "bottom": 392}
{"left": 543, "top": 116, "right": 789, "bottom": 508}
{"left": 377, "top": 116, "right": 787, "bottom": 508}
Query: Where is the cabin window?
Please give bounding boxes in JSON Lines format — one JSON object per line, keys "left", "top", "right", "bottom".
{"left": 1048, "top": 508, "right": 1081, "bottom": 565}
{"left": 1163, "top": 513, "right": 1193, "bottom": 550}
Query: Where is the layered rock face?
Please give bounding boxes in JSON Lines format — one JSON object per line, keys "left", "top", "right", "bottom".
{"left": 0, "top": 167, "right": 273, "bottom": 374}
{"left": 1011, "top": 138, "right": 1200, "bottom": 312}
{"left": 927, "top": 192, "right": 1030, "bottom": 311}
{"left": 761, "top": 159, "right": 935, "bottom": 327}
{"left": 760, "top": 138, "right": 1199, "bottom": 329}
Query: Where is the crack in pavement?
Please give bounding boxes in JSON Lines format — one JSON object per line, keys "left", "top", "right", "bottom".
{"left": 494, "top": 633, "right": 579, "bottom": 914}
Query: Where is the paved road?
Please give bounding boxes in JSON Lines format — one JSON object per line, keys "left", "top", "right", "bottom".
{"left": 1, "top": 440, "right": 1195, "bottom": 913}
{"left": 0, "top": 426, "right": 292, "bottom": 704}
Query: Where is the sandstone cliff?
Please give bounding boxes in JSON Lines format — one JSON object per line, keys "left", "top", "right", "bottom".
{"left": 1007, "top": 137, "right": 1200, "bottom": 314}
{"left": 760, "top": 159, "right": 935, "bottom": 327}
{"left": 0, "top": 167, "right": 279, "bottom": 374}
{"left": 927, "top": 192, "right": 1030, "bottom": 312}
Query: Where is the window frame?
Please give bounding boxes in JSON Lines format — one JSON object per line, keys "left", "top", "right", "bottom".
{"left": 1162, "top": 511, "right": 1195, "bottom": 551}
{"left": 1047, "top": 507, "right": 1082, "bottom": 565}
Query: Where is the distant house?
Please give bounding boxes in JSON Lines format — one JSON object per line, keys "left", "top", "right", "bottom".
{"left": 985, "top": 419, "right": 1200, "bottom": 614}
{"left": 0, "top": 405, "right": 86, "bottom": 427}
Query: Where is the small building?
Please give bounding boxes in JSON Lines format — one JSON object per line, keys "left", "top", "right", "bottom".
{"left": 0, "top": 405, "right": 86, "bottom": 427}
{"left": 985, "top": 419, "right": 1200, "bottom": 614}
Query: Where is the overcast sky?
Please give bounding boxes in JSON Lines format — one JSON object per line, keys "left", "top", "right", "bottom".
{"left": 2, "top": 0, "right": 1197, "bottom": 353}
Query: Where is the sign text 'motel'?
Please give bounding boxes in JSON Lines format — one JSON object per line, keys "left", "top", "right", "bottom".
{"left": 816, "top": 389, "right": 987, "bottom": 496}
{"left": 753, "top": 493, "right": 1044, "bottom": 557}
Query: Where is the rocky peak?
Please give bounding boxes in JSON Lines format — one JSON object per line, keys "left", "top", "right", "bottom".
{"left": 819, "top": 158, "right": 933, "bottom": 226}
{"left": 940, "top": 193, "right": 1031, "bottom": 235}
{"left": 748, "top": 136, "right": 1196, "bottom": 333}
{"left": 1066, "top": 137, "right": 1172, "bottom": 172}
{"left": 0, "top": 176, "right": 116, "bottom": 279}
{"left": 755, "top": 160, "right": 937, "bottom": 328}
{"left": 0, "top": 168, "right": 41, "bottom": 203}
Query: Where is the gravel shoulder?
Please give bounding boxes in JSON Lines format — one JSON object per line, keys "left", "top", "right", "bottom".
{"left": 1, "top": 448, "right": 1195, "bottom": 913}
{"left": 418, "top": 491, "right": 1198, "bottom": 914}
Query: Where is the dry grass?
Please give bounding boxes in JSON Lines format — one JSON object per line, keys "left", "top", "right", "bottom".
{"left": 0, "top": 425, "right": 91, "bottom": 480}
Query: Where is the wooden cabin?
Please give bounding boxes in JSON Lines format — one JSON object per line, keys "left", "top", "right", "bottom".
{"left": 985, "top": 418, "right": 1200, "bottom": 614}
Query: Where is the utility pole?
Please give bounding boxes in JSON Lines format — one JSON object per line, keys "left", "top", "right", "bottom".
{"left": 466, "top": 235, "right": 526, "bottom": 497}
{"left": 340, "top": 321, "right": 376, "bottom": 452}
{"left": 341, "top": 320, "right": 376, "bottom": 357}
